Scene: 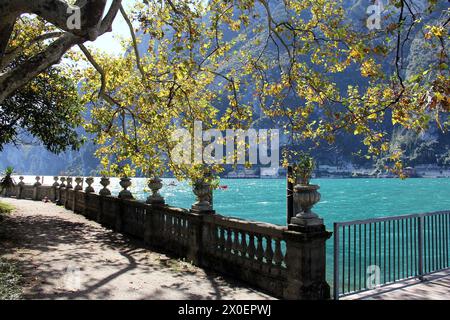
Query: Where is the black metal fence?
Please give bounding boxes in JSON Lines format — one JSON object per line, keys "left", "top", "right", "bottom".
{"left": 333, "top": 211, "right": 450, "bottom": 299}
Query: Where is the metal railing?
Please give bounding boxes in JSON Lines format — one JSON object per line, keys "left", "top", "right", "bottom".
{"left": 333, "top": 211, "right": 450, "bottom": 299}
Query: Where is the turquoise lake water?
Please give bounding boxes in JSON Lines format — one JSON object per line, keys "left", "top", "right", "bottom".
{"left": 137, "top": 178, "right": 450, "bottom": 228}
{"left": 139, "top": 177, "right": 450, "bottom": 285}
{"left": 25, "top": 176, "right": 450, "bottom": 224}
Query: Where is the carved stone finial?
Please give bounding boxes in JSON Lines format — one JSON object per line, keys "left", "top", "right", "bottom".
{"left": 66, "top": 177, "right": 73, "bottom": 189}
{"left": 74, "top": 177, "right": 83, "bottom": 191}
{"left": 146, "top": 176, "right": 165, "bottom": 206}
{"left": 85, "top": 177, "right": 95, "bottom": 193}
{"left": 34, "top": 176, "right": 42, "bottom": 187}
{"left": 118, "top": 177, "right": 134, "bottom": 200}
{"left": 60, "top": 177, "right": 66, "bottom": 188}
{"left": 289, "top": 184, "right": 323, "bottom": 229}
{"left": 53, "top": 176, "right": 59, "bottom": 187}
{"left": 99, "top": 176, "right": 111, "bottom": 196}
{"left": 191, "top": 180, "right": 214, "bottom": 213}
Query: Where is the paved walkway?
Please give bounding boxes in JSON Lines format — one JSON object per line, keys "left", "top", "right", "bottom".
{"left": 0, "top": 198, "right": 273, "bottom": 300}
{"left": 343, "top": 269, "right": 450, "bottom": 300}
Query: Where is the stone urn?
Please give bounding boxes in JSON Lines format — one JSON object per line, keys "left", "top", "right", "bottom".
{"left": 60, "top": 177, "right": 66, "bottom": 188}
{"left": 16, "top": 176, "right": 25, "bottom": 198}
{"left": 66, "top": 177, "right": 73, "bottom": 189}
{"left": 85, "top": 177, "right": 95, "bottom": 193}
{"left": 191, "top": 180, "right": 213, "bottom": 213}
{"left": 52, "top": 177, "right": 60, "bottom": 187}
{"left": 146, "top": 176, "right": 165, "bottom": 205}
{"left": 118, "top": 177, "right": 133, "bottom": 200}
{"left": 290, "top": 184, "right": 323, "bottom": 227}
{"left": 34, "top": 176, "right": 42, "bottom": 187}
{"left": 99, "top": 176, "right": 111, "bottom": 196}
{"left": 74, "top": 177, "right": 83, "bottom": 191}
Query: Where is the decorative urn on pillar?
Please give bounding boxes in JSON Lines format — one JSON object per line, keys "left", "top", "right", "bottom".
{"left": 59, "top": 177, "right": 66, "bottom": 188}
{"left": 191, "top": 179, "right": 214, "bottom": 213}
{"left": 146, "top": 176, "right": 165, "bottom": 206}
{"left": 118, "top": 177, "right": 133, "bottom": 200}
{"left": 99, "top": 176, "right": 111, "bottom": 196}
{"left": 74, "top": 177, "right": 83, "bottom": 191}
{"left": 85, "top": 177, "right": 95, "bottom": 193}
{"left": 66, "top": 177, "right": 73, "bottom": 189}
{"left": 18, "top": 176, "right": 25, "bottom": 187}
{"left": 289, "top": 153, "right": 324, "bottom": 231}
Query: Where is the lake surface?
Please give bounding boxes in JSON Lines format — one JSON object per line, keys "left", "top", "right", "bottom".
{"left": 21, "top": 177, "right": 450, "bottom": 226}
{"left": 16, "top": 176, "right": 450, "bottom": 284}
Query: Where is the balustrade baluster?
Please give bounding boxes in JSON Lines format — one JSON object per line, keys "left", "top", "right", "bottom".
{"left": 256, "top": 234, "right": 264, "bottom": 262}
{"left": 226, "top": 228, "right": 233, "bottom": 254}
{"left": 240, "top": 232, "right": 248, "bottom": 258}
{"left": 273, "top": 239, "right": 283, "bottom": 267}
{"left": 233, "top": 230, "right": 240, "bottom": 255}
{"left": 248, "top": 233, "right": 256, "bottom": 260}
{"left": 265, "top": 236, "right": 274, "bottom": 265}
{"left": 219, "top": 228, "right": 226, "bottom": 255}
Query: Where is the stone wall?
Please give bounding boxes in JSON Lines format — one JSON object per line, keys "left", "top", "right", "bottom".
{"left": 2, "top": 176, "right": 332, "bottom": 300}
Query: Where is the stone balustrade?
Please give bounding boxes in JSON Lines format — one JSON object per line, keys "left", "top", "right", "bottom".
{"left": 1, "top": 175, "right": 331, "bottom": 300}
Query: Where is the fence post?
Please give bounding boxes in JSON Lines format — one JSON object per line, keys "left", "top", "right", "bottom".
{"left": 418, "top": 215, "right": 424, "bottom": 281}
{"left": 333, "top": 223, "right": 340, "bottom": 300}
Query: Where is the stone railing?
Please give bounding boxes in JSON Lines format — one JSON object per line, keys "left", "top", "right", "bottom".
{"left": 1, "top": 175, "right": 332, "bottom": 300}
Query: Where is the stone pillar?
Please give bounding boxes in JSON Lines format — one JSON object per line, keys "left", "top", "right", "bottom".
{"left": 186, "top": 213, "right": 203, "bottom": 265}
{"left": 118, "top": 177, "right": 133, "bottom": 200}
{"left": 17, "top": 176, "right": 25, "bottom": 199}
{"left": 191, "top": 180, "right": 214, "bottom": 214}
{"left": 33, "top": 176, "right": 42, "bottom": 200}
{"left": 98, "top": 177, "right": 110, "bottom": 223}
{"left": 117, "top": 177, "right": 133, "bottom": 232}
{"left": 83, "top": 177, "right": 94, "bottom": 217}
{"left": 284, "top": 182, "right": 331, "bottom": 300}
{"left": 52, "top": 176, "right": 59, "bottom": 202}
{"left": 56, "top": 177, "right": 66, "bottom": 205}
{"left": 146, "top": 176, "right": 165, "bottom": 206}
{"left": 85, "top": 177, "right": 95, "bottom": 193}
{"left": 99, "top": 176, "right": 111, "bottom": 196}
{"left": 284, "top": 227, "right": 331, "bottom": 299}
{"left": 65, "top": 177, "right": 73, "bottom": 209}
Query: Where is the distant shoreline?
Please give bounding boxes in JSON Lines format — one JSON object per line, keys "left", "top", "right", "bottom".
{"left": 12, "top": 174, "right": 450, "bottom": 181}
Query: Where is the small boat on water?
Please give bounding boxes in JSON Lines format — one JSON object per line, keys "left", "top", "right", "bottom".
{"left": 168, "top": 181, "right": 177, "bottom": 187}
{"left": 219, "top": 185, "right": 228, "bottom": 190}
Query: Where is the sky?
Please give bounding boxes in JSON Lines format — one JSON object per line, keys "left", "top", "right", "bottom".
{"left": 86, "top": 0, "right": 138, "bottom": 55}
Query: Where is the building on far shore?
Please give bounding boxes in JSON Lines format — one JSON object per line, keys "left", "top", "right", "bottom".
{"left": 225, "top": 168, "right": 259, "bottom": 179}
{"left": 260, "top": 167, "right": 279, "bottom": 179}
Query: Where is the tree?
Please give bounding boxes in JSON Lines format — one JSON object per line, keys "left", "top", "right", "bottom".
{"left": 0, "top": 0, "right": 122, "bottom": 152}
{"left": 2, "top": 0, "right": 448, "bottom": 180}
{"left": 78, "top": 0, "right": 448, "bottom": 180}
{"left": 0, "top": 66, "right": 84, "bottom": 152}
{"left": 0, "top": 0, "right": 123, "bottom": 104}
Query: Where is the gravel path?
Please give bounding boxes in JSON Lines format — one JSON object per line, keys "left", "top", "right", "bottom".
{"left": 0, "top": 198, "right": 273, "bottom": 300}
